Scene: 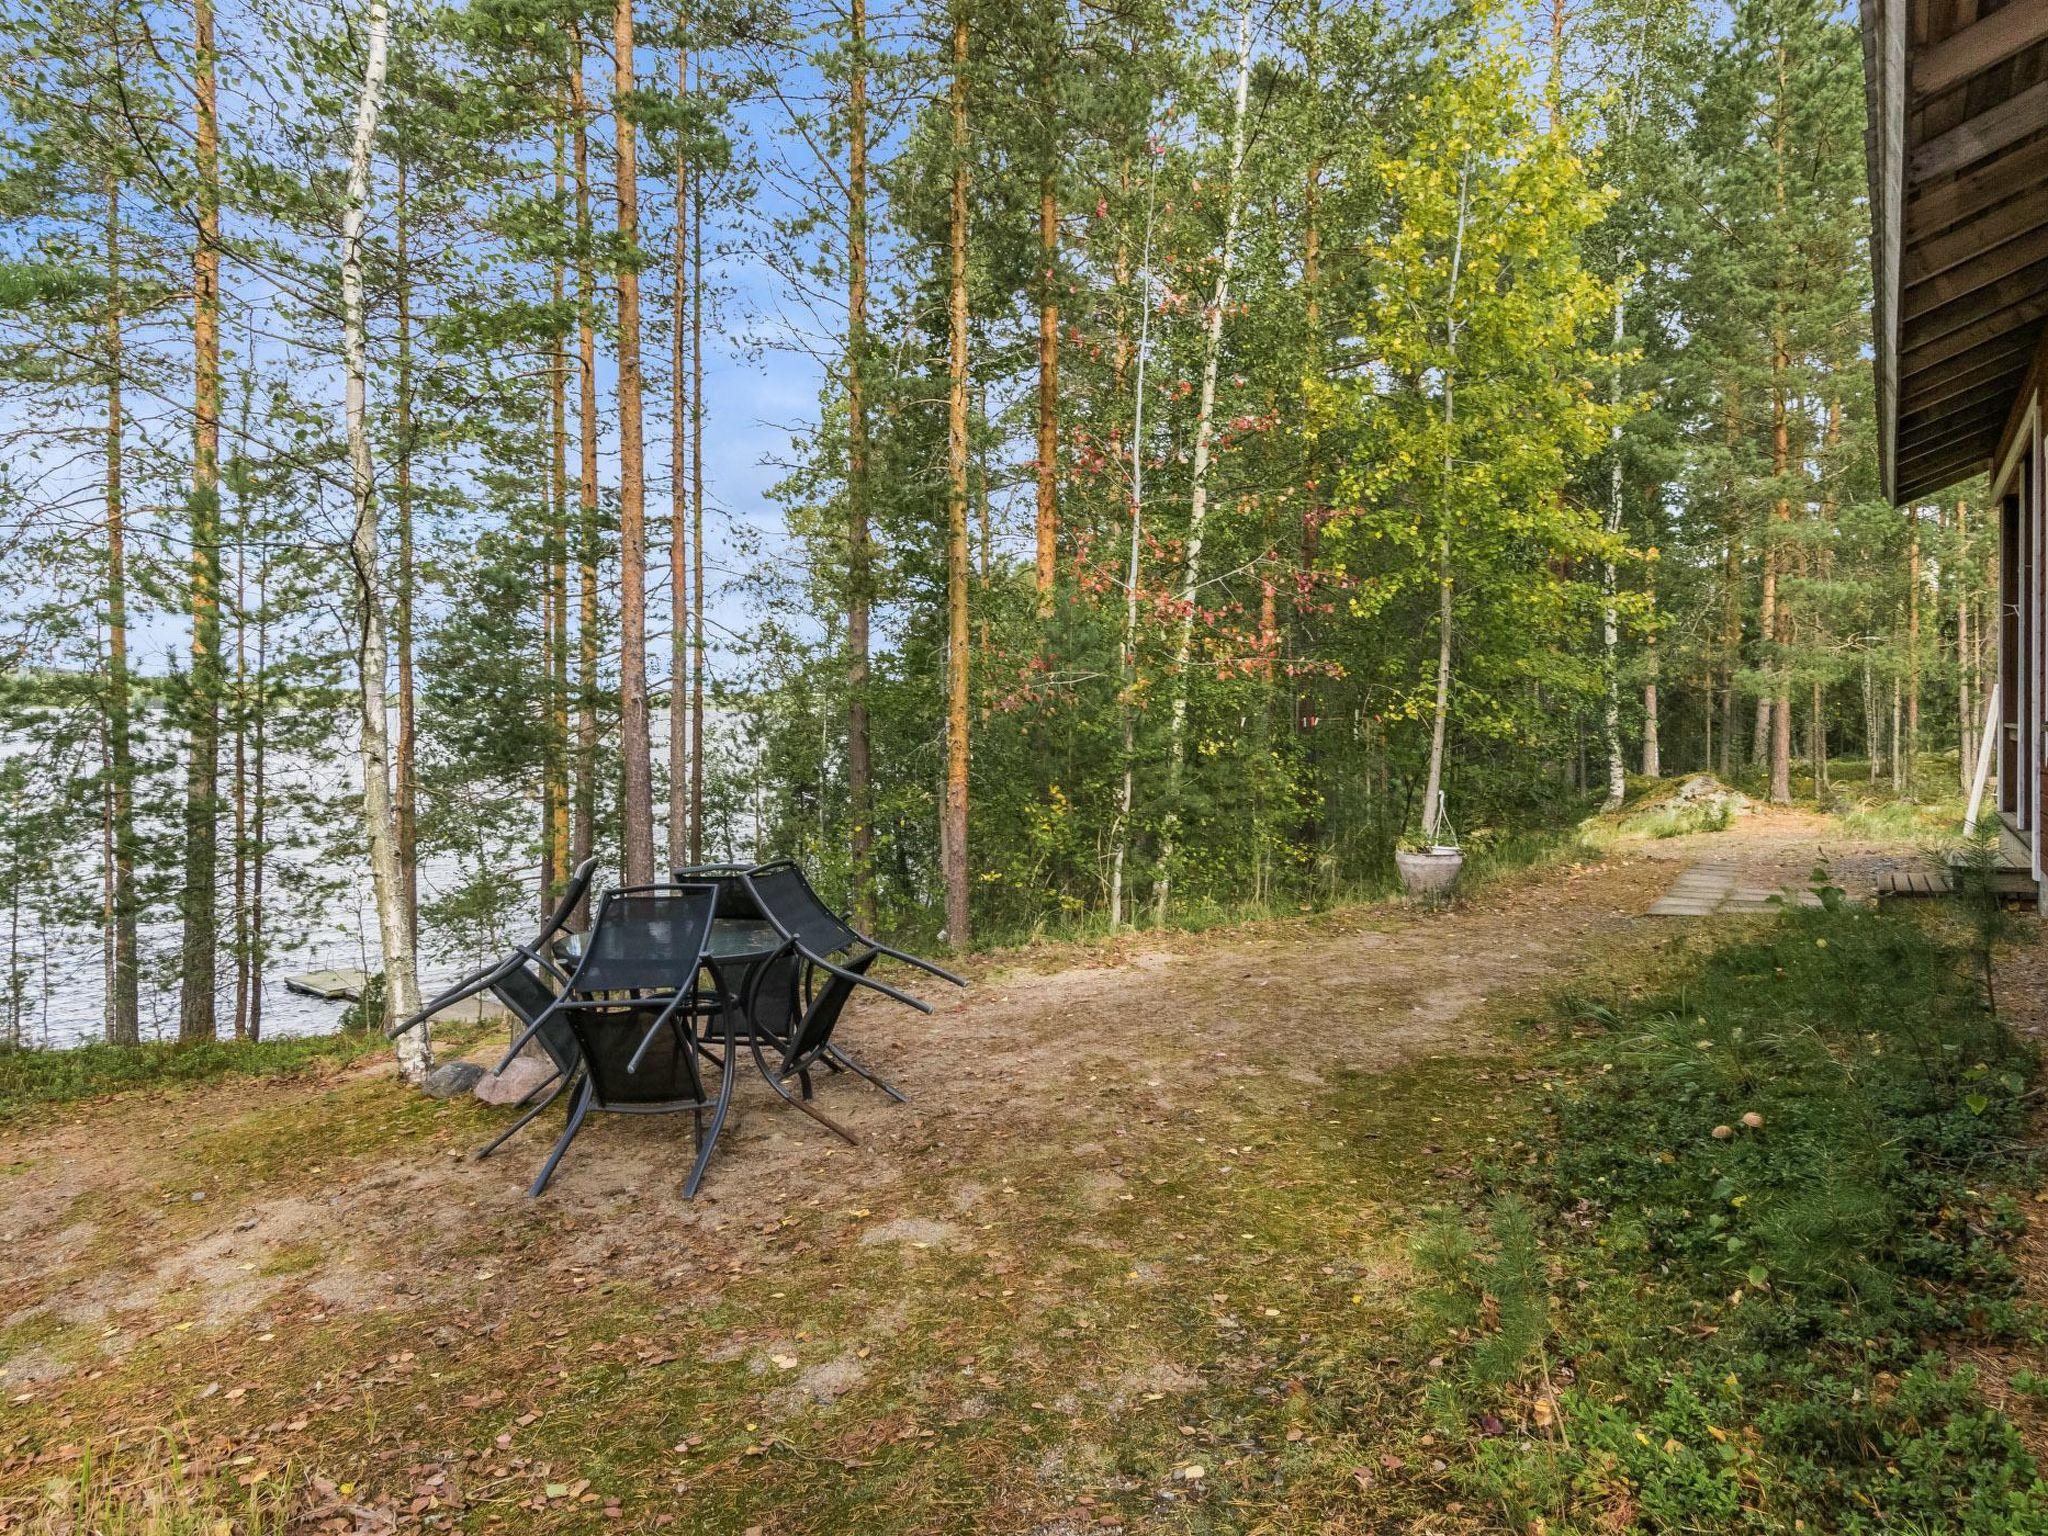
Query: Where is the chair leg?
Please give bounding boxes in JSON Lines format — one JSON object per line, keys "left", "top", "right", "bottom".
{"left": 475, "top": 1069, "right": 569, "bottom": 1161}
{"left": 750, "top": 1033, "right": 858, "bottom": 1145}
{"left": 528, "top": 1078, "right": 594, "bottom": 1197}
{"left": 684, "top": 1014, "right": 740, "bottom": 1201}
{"left": 825, "top": 1044, "right": 907, "bottom": 1104}
{"left": 511, "top": 1071, "right": 557, "bottom": 1110}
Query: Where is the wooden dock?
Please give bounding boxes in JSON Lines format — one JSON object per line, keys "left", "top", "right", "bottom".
{"left": 283, "top": 968, "right": 372, "bottom": 1001}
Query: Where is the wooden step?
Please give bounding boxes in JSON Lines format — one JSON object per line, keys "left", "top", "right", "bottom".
{"left": 1876, "top": 868, "right": 2038, "bottom": 899}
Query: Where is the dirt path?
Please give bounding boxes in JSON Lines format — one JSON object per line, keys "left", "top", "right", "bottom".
{"left": 0, "top": 809, "right": 1944, "bottom": 1533}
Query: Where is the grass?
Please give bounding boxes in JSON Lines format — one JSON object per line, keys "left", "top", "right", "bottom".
{"left": 1618, "top": 799, "right": 1735, "bottom": 840}
{"left": 1415, "top": 879, "right": 2048, "bottom": 1532}
{"left": 15, "top": 1436, "right": 291, "bottom": 1535}
{"left": 0, "top": 1031, "right": 393, "bottom": 1123}
{"left": 1835, "top": 791, "right": 1969, "bottom": 840}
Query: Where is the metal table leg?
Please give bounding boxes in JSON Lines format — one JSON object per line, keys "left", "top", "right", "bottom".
{"left": 683, "top": 963, "right": 741, "bottom": 1200}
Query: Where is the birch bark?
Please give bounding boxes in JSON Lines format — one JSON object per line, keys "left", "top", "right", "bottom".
{"left": 1153, "top": 2, "right": 1253, "bottom": 923}
{"left": 341, "top": 0, "right": 426, "bottom": 1074}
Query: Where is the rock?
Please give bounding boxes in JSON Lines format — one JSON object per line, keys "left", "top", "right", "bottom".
{"left": 421, "top": 1062, "right": 486, "bottom": 1100}
{"left": 473, "top": 1055, "right": 556, "bottom": 1107}
{"left": 1669, "top": 773, "right": 1750, "bottom": 811}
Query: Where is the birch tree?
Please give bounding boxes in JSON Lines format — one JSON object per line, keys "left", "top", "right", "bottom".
{"left": 341, "top": 0, "right": 427, "bottom": 1074}
{"left": 1154, "top": 0, "right": 1253, "bottom": 923}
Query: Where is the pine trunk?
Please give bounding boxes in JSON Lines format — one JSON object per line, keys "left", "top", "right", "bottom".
{"left": 689, "top": 164, "right": 706, "bottom": 863}
{"left": 942, "top": 4, "right": 972, "bottom": 947}
{"left": 179, "top": 0, "right": 224, "bottom": 1043}
{"left": 544, "top": 125, "right": 572, "bottom": 912}
{"left": 571, "top": 67, "right": 600, "bottom": 913}
{"left": 613, "top": 0, "right": 655, "bottom": 886}
{"left": 1297, "top": 0, "right": 1324, "bottom": 762}
{"left": 102, "top": 173, "right": 139, "bottom": 1048}
{"left": 669, "top": 45, "right": 692, "bottom": 875}
{"left": 342, "top": 0, "right": 426, "bottom": 1072}
{"left": 1959, "top": 499, "right": 1975, "bottom": 790}
{"left": 846, "top": 0, "right": 875, "bottom": 926}
{"left": 1766, "top": 332, "right": 1791, "bottom": 805}
{"left": 1906, "top": 507, "right": 1921, "bottom": 793}
{"left": 1719, "top": 542, "right": 1739, "bottom": 777}
{"left": 1034, "top": 166, "right": 1058, "bottom": 612}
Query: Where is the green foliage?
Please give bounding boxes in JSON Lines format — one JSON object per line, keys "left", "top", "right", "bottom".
{"left": 1620, "top": 799, "right": 1734, "bottom": 838}
{"left": 338, "top": 972, "right": 388, "bottom": 1035}
{"left": 1416, "top": 903, "right": 2048, "bottom": 1531}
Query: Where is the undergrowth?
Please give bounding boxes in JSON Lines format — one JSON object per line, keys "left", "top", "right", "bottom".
{"left": 1416, "top": 877, "right": 2048, "bottom": 1533}
{"left": 1619, "top": 800, "right": 1735, "bottom": 840}
{"left": 19, "top": 1435, "right": 291, "bottom": 1533}
{"left": 0, "top": 1030, "right": 392, "bottom": 1122}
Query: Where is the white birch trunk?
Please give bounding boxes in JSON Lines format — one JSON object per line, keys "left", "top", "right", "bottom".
{"left": 1154, "top": 2, "right": 1253, "bottom": 923}
{"left": 342, "top": 0, "right": 426, "bottom": 1079}
{"left": 1109, "top": 143, "right": 1160, "bottom": 932}
{"left": 1601, "top": 287, "right": 1628, "bottom": 810}
{"left": 1420, "top": 158, "right": 1473, "bottom": 844}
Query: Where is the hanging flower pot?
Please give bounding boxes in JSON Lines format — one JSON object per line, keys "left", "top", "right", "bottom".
{"left": 1396, "top": 844, "right": 1465, "bottom": 898}
{"left": 1397, "top": 791, "right": 1464, "bottom": 898}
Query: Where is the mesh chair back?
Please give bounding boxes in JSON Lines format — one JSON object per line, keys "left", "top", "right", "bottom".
{"left": 570, "top": 1008, "right": 705, "bottom": 1106}
{"left": 747, "top": 862, "right": 859, "bottom": 958}
{"left": 788, "top": 950, "right": 877, "bottom": 1066}
{"left": 675, "top": 864, "right": 763, "bottom": 920}
{"left": 533, "top": 857, "right": 599, "bottom": 947}
{"left": 491, "top": 962, "right": 578, "bottom": 1076}
{"left": 573, "top": 886, "right": 716, "bottom": 995}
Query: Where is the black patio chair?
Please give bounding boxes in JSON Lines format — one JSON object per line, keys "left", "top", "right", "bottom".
{"left": 389, "top": 856, "right": 597, "bottom": 1040}
{"left": 386, "top": 858, "right": 598, "bottom": 1159}
{"left": 494, "top": 883, "right": 721, "bottom": 1197}
{"left": 736, "top": 860, "right": 966, "bottom": 1135}
{"left": 469, "top": 959, "right": 587, "bottom": 1161}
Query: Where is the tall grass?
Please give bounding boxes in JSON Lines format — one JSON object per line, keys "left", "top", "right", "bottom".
{"left": 19, "top": 1438, "right": 292, "bottom": 1534}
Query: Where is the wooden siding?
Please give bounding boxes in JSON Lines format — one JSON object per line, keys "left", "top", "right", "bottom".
{"left": 1865, "top": 0, "right": 2048, "bottom": 504}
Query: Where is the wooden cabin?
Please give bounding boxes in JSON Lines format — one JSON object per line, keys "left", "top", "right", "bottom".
{"left": 1863, "top": 0, "right": 2048, "bottom": 889}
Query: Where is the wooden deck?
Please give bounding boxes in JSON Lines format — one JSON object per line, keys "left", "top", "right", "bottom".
{"left": 1876, "top": 866, "right": 2039, "bottom": 899}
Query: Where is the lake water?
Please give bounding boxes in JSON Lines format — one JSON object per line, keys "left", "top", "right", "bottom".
{"left": 6, "top": 706, "right": 746, "bottom": 1049}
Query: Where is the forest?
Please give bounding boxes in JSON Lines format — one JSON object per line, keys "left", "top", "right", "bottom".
{"left": 0, "top": 0, "right": 1979, "bottom": 1054}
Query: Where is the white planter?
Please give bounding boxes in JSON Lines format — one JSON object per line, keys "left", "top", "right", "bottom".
{"left": 1396, "top": 846, "right": 1465, "bottom": 898}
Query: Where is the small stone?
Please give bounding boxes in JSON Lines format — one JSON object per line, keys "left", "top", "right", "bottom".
{"left": 422, "top": 1062, "right": 486, "bottom": 1100}
{"left": 189, "top": 1191, "right": 207, "bottom": 1202}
